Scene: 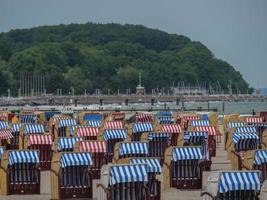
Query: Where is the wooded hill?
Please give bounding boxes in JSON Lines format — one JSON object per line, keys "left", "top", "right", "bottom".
{"left": 0, "top": 23, "right": 251, "bottom": 95}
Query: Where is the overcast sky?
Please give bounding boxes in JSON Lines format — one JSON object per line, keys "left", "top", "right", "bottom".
{"left": 0, "top": 0, "right": 266, "bottom": 88}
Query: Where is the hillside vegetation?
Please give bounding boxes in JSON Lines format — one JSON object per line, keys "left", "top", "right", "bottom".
{"left": 0, "top": 23, "right": 251, "bottom": 95}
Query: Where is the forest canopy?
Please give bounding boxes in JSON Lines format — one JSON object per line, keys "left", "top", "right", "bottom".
{"left": 0, "top": 23, "right": 252, "bottom": 96}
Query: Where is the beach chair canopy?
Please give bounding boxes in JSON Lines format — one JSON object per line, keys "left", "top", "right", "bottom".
{"left": 58, "top": 119, "right": 76, "bottom": 128}
{"left": 254, "top": 150, "right": 267, "bottom": 165}
{"left": 57, "top": 137, "right": 83, "bottom": 151}
{"left": 132, "top": 123, "right": 153, "bottom": 133}
{"left": 0, "top": 121, "right": 9, "bottom": 130}
{"left": 245, "top": 117, "right": 263, "bottom": 124}
{"left": 218, "top": 171, "right": 261, "bottom": 193}
{"left": 183, "top": 115, "right": 200, "bottom": 121}
{"left": 157, "top": 116, "right": 174, "bottom": 124}
{"left": 83, "top": 113, "right": 102, "bottom": 121}
{"left": 227, "top": 122, "right": 245, "bottom": 129}
{"left": 0, "top": 147, "right": 4, "bottom": 159}
{"left": 196, "top": 126, "right": 216, "bottom": 136}
{"left": 87, "top": 120, "right": 101, "bottom": 128}
{"left": 103, "top": 129, "right": 127, "bottom": 140}
{"left": 79, "top": 141, "right": 107, "bottom": 153}
{"left": 147, "top": 132, "right": 170, "bottom": 141}
{"left": 0, "top": 129, "right": 13, "bottom": 140}
{"left": 190, "top": 120, "right": 210, "bottom": 126}
{"left": 109, "top": 164, "right": 148, "bottom": 185}
{"left": 76, "top": 126, "right": 99, "bottom": 137}
{"left": 235, "top": 127, "right": 257, "bottom": 133}
{"left": 161, "top": 124, "right": 181, "bottom": 133}
{"left": 60, "top": 152, "right": 93, "bottom": 168}
{"left": 233, "top": 133, "right": 259, "bottom": 151}
{"left": 20, "top": 114, "right": 37, "bottom": 123}
{"left": 159, "top": 111, "right": 173, "bottom": 116}
{"left": 184, "top": 131, "right": 208, "bottom": 144}
{"left": 27, "top": 134, "right": 53, "bottom": 146}
{"left": 103, "top": 121, "right": 124, "bottom": 129}
{"left": 172, "top": 147, "right": 203, "bottom": 161}
{"left": 130, "top": 158, "right": 161, "bottom": 173}
{"left": 8, "top": 150, "right": 39, "bottom": 165}
{"left": 24, "top": 124, "right": 45, "bottom": 134}
{"left": 119, "top": 142, "right": 149, "bottom": 156}
{"left": 11, "top": 123, "right": 22, "bottom": 133}
{"left": 136, "top": 113, "right": 153, "bottom": 122}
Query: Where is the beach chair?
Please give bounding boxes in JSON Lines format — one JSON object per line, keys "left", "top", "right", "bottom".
{"left": 9, "top": 123, "right": 22, "bottom": 149}
{"left": 97, "top": 163, "right": 150, "bottom": 200}
{"left": 103, "top": 121, "right": 125, "bottom": 130}
{"left": 161, "top": 124, "right": 182, "bottom": 146}
{"left": 116, "top": 157, "right": 162, "bottom": 200}
{"left": 74, "top": 126, "right": 99, "bottom": 140}
{"left": 182, "top": 115, "right": 200, "bottom": 130}
{"left": 0, "top": 129, "right": 13, "bottom": 149}
{"left": 113, "top": 141, "right": 149, "bottom": 162}
{"left": 101, "top": 129, "right": 128, "bottom": 162}
{"left": 109, "top": 112, "right": 125, "bottom": 121}
{"left": 75, "top": 140, "right": 108, "bottom": 179}
{"left": 131, "top": 122, "right": 154, "bottom": 141}
{"left": 141, "top": 132, "right": 171, "bottom": 164}
{"left": 201, "top": 171, "right": 261, "bottom": 200}
{"left": 156, "top": 111, "right": 175, "bottom": 125}
{"left": 0, "top": 150, "right": 40, "bottom": 195}
{"left": 54, "top": 118, "right": 77, "bottom": 139}
{"left": 196, "top": 126, "right": 217, "bottom": 157}
{"left": 48, "top": 115, "right": 71, "bottom": 139}
{"left": 50, "top": 152, "right": 93, "bottom": 199}
{"left": 163, "top": 146, "right": 203, "bottom": 189}
{"left": 25, "top": 134, "right": 53, "bottom": 170}
{"left": 87, "top": 120, "right": 102, "bottom": 128}
{"left": 183, "top": 131, "right": 211, "bottom": 171}
{"left": 230, "top": 132, "right": 259, "bottom": 170}
{"left": 55, "top": 137, "right": 83, "bottom": 152}
{"left": 19, "top": 124, "right": 45, "bottom": 149}
{"left": 225, "top": 122, "right": 245, "bottom": 150}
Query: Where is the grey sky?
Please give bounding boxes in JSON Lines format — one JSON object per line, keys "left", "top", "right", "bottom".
{"left": 1, "top": 0, "right": 266, "bottom": 88}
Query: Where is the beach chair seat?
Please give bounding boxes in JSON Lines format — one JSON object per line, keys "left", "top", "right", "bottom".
{"left": 0, "top": 150, "right": 40, "bottom": 195}
{"left": 160, "top": 124, "right": 181, "bottom": 146}
{"left": 97, "top": 163, "right": 150, "bottom": 200}
{"left": 76, "top": 140, "right": 108, "bottom": 179}
{"left": 51, "top": 152, "right": 93, "bottom": 199}
{"left": 113, "top": 141, "right": 149, "bottom": 162}
{"left": 163, "top": 146, "right": 203, "bottom": 189}
{"left": 103, "top": 129, "right": 127, "bottom": 162}
{"left": 131, "top": 122, "right": 153, "bottom": 141}
{"left": 201, "top": 171, "right": 261, "bottom": 200}
{"left": 56, "top": 137, "right": 83, "bottom": 152}
{"left": 26, "top": 134, "right": 53, "bottom": 170}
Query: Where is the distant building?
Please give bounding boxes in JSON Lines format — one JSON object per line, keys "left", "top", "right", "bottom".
{"left": 173, "top": 86, "right": 207, "bottom": 95}
{"left": 136, "top": 72, "right": 145, "bottom": 95}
